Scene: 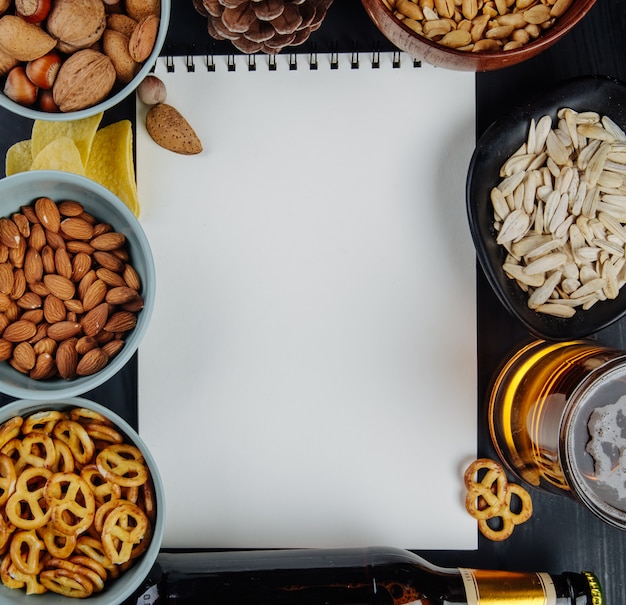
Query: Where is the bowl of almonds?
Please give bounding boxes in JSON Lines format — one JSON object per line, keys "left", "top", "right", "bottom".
{"left": 361, "top": 0, "right": 597, "bottom": 71}
{"left": 467, "top": 75, "right": 626, "bottom": 340}
{"left": 0, "top": 396, "right": 165, "bottom": 603}
{"left": 0, "top": 0, "right": 170, "bottom": 120}
{"left": 0, "top": 169, "right": 155, "bottom": 399}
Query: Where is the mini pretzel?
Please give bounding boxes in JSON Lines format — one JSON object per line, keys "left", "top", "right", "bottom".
{"left": 83, "top": 423, "right": 124, "bottom": 445}
{"left": 101, "top": 501, "right": 149, "bottom": 564}
{"left": 96, "top": 444, "right": 148, "bottom": 488}
{"left": 22, "top": 410, "right": 66, "bottom": 436}
{"left": 70, "top": 407, "right": 115, "bottom": 428}
{"left": 52, "top": 439, "right": 75, "bottom": 473}
{"left": 81, "top": 464, "right": 122, "bottom": 505}
{"left": 0, "top": 453, "right": 16, "bottom": 507}
{"left": 44, "top": 472, "right": 96, "bottom": 537}
{"left": 40, "top": 567, "right": 94, "bottom": 598}
{"left": 53, "top": 420, "right": 95, "bottom": 466}
{"left": 0, "top": 416, "right": 23, "bottom": 450}
{"left": 2, "top": 432, "right": 57, "bottom": 473}
{"left": 37, "top": 522, "right": 77, "bottom": 559}
{"left": 5, "top": 467, "right": 52, "bottom": 531}
{"left": 9, "top": 529, "right": 45, "bottom": 575}
{"left": 46, "top": 557, "right": 105, "bottom": 593}
{"left": 464, "top": 458, "right": 533, "bottom": 542}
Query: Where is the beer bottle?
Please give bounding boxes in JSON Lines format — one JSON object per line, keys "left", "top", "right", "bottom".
{"left": 129, "top": 546, "right": 603, "bottom": 604}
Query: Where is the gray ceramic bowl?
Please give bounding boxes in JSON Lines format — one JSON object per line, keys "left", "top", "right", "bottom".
{"left": 0, "top": 170, "right": 155, "bottom": 399}
{"left": 467, "top": 75, "right": 626, "bottom": 340}
{"left": 0, "top": 396, "right": 164, "bottom": 605}
{"left": 0, "top": 0, "right": 170, "bottom": 120}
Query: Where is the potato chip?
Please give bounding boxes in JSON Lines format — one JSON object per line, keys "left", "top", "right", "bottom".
{"left": 85, "top": 120, "right": 139, "bottom": 216}
{"left": 31, "top": 136, "right": 85, "bottom": 175}
{"left": 5, "top": 139, "right": 32, "bottom": 176}
{"left": 31, "top": 112, "right": 103, "bottom": 167}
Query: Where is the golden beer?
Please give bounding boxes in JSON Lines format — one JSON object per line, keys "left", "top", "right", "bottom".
{"left": 489, "top": 339, "right": 626, "bottom": 529}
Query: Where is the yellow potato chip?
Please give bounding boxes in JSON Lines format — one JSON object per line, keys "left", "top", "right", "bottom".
{"left": 31, "top": 112, "right": 103, "bottom": 167}
{"left": 31, "top": 136, "right": 85, "bottom": 176}
{"left": 85, "top": 120, "right": 139, "bottom": 216}
{"left": 5, "top": 139, "right": 32, "bottom": 176}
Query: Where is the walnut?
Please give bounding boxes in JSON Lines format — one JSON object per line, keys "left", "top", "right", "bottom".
{"left": 46, "top": 0, "right": 106, "bottom": 54}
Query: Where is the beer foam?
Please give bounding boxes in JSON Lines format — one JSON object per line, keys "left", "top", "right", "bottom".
{"left": 586, "top": 395, "right": 626, "bottom": 501}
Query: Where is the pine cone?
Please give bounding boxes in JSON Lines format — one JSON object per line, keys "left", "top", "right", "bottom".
{"left": 194, "top": 0, "right": 334, "bottom": 54}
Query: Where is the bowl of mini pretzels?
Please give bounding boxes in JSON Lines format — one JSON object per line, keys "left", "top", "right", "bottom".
{"left": 0, "top": 397, "right": 164, "bottom": 604}
{"left": 361, "top": 0, "right": 597, "bottom": 71}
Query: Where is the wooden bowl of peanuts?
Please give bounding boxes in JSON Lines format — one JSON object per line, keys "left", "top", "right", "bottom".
{"left": 0, "top": 396, "right": 165, "bottom": 603}
{"left": 467, "top": 75, "right": 626, "bottom": 339}
{"left": 361, "top": 0, "right": 597, "bottom": 71}
{"left": 0, "top": 170, "right": 155, "bottom": 399}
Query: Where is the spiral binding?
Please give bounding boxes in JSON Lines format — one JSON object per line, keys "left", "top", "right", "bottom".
{"left": 169, "top": 48, "right": 421, "bottom": 73}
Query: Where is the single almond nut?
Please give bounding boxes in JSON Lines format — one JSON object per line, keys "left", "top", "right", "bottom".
{"left": 75, "top": 335, "right": 98, "bottom": 355}
{"left": 122, "top": 264, "right": 141, "bottom": 290}
{"left": 82, "top": 279, "right": 107, "bottom": 311}
{"left": 0, "top": 338, "right": 12, "bottom": 361}
{"left": 106, "top": 13, "right": 138, "bottom": 38}
{"left": 125, "top": 0, "right": 160, "bottom": 21}
{"left": 105, "top": 286, "right": 138, "bottom": 305}
{"left": 58, "top": 200, "right": 85, "bottom": 217}
{"left": 20, "top": 309, "right": 44, "bottom": 324}
{"left": 71, "top": 252, "right": 93, "bottom": 282}
{"left": 104, "top": 310, "right": 137, "bottom": 333}
{"left": 17, "top": 291, "right": 42, "bottom": 310}
{"left": 34, "top": 197, "right": 61, "bottom": 233}
{"left": 81, "top": 302, "right": 109, "bottom": 337}
{"left": 12, "top": 341, "right": 36, "bottom": 371}
{"left": 76, "top": 347, "right": 108, "bottom": 376}
{"left": 146, "top": 103, "right": 203, "bottom": 155}
{"left": 90, "top": 232, "right": 126, "bottom": 251}
{"left": 0, "top": 14, "right": 56, "bottom": 61}
{"left": 3, "top": 319, "right": 37, "bottom": 342}
{"left": 54, "top": 247, "right": 73, "bottom": 279}
{"left": 30, "top": 352, "right": 56, "bottom": 380}
{"left": 101, "top": 338, "right": 124, "bottom": 358}
{"left": 60, "top": 217, "right": 95, "bottom": 240}
{"left": 28, "top": 223, "right": 47, "bottom": 252}
{"left": 10, "top": 268, "right": 26, "bottom": 300}
{"left": 96, "top": 268, "right": 126, "bottom": 288}
{"left": 47, "top": 320, "right": 82, "bottom": 341}
{"left": 103, "top": 28, "right": 138, "bottom": 85}
{"left": 129, "top": 14, "right": 159, "bottom": 63}
{"left": 24, "top": 248, "right": 44, "bottom": 284}
{"left": 0, "top": 263, "right": 13, "bottom": 295}
{"left": 56, "top": 337, "right": 78, "bottom": 379}
{"left": 43, "top": 274, "right": 75, "bottom": 301}
{"left": 33, "top": 336, "right": 57, "bottom": 356}
{"left": 0, "top": 218, "right": 21, "bottom": 248}
{"left": 11, "top": 213, "right": 30, "bottom": 238}
{"left": 93, "top": 251, "right": 124, "bottom": 273}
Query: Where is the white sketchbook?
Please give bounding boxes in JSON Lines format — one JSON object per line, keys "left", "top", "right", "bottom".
{"left": 136, "top": 51, "right": 477, "bottom": 550}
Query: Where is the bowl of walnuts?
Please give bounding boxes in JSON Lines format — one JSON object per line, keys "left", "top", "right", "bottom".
{"left": 0, "top": 0, "right": 170, "bottom": 120}
{"left": 0, "top": 396, "right": 165, "bottom": 604}
{"left": 0, "top": 169, "right": 155, "bottom": 399}
{"left": 361, "top": 0, "right": 597, "bottom": 71}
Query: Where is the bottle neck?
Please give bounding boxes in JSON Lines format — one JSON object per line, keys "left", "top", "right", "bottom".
{"left": 129, "top": 547, "right": 602, "bottom": 605}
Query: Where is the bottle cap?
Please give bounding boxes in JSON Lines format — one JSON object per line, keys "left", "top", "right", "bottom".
{"left": 582, "top": 571, "right": 603, "bottom": 605}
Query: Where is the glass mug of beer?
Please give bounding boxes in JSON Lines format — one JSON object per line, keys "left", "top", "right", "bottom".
{"left": 489, "top": 339, "right": 626, "bottom": 530}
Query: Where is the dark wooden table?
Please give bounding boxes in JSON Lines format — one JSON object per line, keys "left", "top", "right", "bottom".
{"left": 1, "top": 1, "right": 625, "bottom": 603}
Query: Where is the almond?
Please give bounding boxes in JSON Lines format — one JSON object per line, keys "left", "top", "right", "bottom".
{"left": 43, "top": 274, "right": 75, "bottom": 301}
{"left": 60, "top": 217, "right": 95, "bottom": 240}
{"left": 126, "top": 0, "right": 160, "bottom": 21}
{"left": 33, "top": 337, "right": 57, "bottom": 356}
{"left": 105, "top": 286, "right": 139, "bottom": 306}
{"left": 104, "top": 310, "right": 136, "bottom": 333}
{"left": 9, "top": 238, "right": 26, "bottom": 269}
{"left": 0, "top": 217, "right": 21, "bottom": 248}
{"left": 43, "top": 295, "right": 66, "bottom": 323}
{"left": 81, "top": 302, "right": 108, "bottom": 337}
{"left": 12, "top": 341, "right": 36, "bottom": 371}
{"left": 64, "top": 299, "right": 84, "bottom": 314}
{"left": 103, "top": 29, "right": 138, "bottom": 85}
{"left": 0, "top": 263, "right": 13, "bottom": 295}
{"left": 106, "top": 13, "right": 138, "bottom": 38}
{"left": 96, "top": 268, "right": 126, "bottom": 288}
{"left": 58, "top": 200, "right": 84, "bottom": 217}
{"left": 17, "top": 291, "right": 42, "bottom": 310}
{"left": 0, "top": 14, "right": 56, "bottom": 61}
{"left": 122, "top": 264, "right": 141, "bottom": 290}
{"left": 20, "top": 309, "right": 43, "bottom": 324}
{"left": 34, "top": 197, "right": 61, "bottom": 233}
{"left": 47, "top": 320, "right": 82, "bottom": 341}
{"left": 93, "top": 251, "right": 124, "bottom": 273}
{"left": 102, "top": 338, "right": 124, "bottom": 358}
{"left": 30, "top": 352, "right": 56, "bottom": 380}
{"left": 90, "top": 232, "right": 126, "bottom": 252}
{"left": 0, "top": 338, "right": 13, "bottom": 361}
{"left": 82, "top": 279, "right": 107, "bottom": 311}
{"left": 10, "top": 268, "right": 26, "bottom": 300}
{"left": 3, "top": 319, "right": 37, "bottom": 343}
{"left": 24, "top": 248, "right": 44, "bottom": 284}
{"left": 11, "top": 213, "right": 30, "bottom": 238}
{"left": 78, "top": 270, "right": 97, "bottom": 301}
{"left": 75, "top": 335, "right": 98, "bottom": 355}
{"left": 71, "top": 252, "right": 93, "bottom": 282}
{"left": 76, "top": 347, "right": 108, "bottom": 376}
{"left": 28, "top": 223, "right": 47, "bottom": 252}
{"left": 52, "top": 49, "right": 116, "bottom": 113}
{"left": 129, "top": 14, "right": 159, "bottom": 63}
{"left": 41, "top": 246, "right": 56, "bottom": 274}
{"left": 56, "top": 337, "right": 78, "bottom": 379}
{"left": 145, "top": 103, "right": 203, "bottom": 155}
{"left": 54, "top": 247, "right": 73, "bottom": 280}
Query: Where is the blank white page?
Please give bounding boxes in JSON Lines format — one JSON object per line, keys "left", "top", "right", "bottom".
{"left": 136, "top": 52, "right": 477, "bottom": 550}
